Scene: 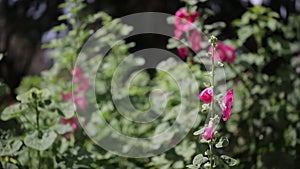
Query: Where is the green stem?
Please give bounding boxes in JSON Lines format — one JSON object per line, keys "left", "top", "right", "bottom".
{"left": 34, "top": 102, "right": 41, "bottom": 169}
{"left": 209, "top": 142, "right": 213, "bottom": 169}
{"left": 211, "top": 46, "right": 215, "bottom": 117}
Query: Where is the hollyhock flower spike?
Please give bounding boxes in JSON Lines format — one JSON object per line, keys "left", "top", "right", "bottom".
{"left": 202, "top": 125, "right": 214, "bottom": 140}
{"left": 199, "top": 88, "right": 213, "bottom": 103}
{"left": 222, "top": 89, "right": 234, "bottom": 121}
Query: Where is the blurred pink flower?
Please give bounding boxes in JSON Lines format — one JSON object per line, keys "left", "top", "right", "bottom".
{"left": 61, "top": 117, "right": 78, "bottom": 130}
{"left": 222, "top": 89, "right": 234, "bottom": 121}
{"left": 174, "top": 29, "right": 182, "bottom": 39}
{"left": 61, "top": 92, "right": 72, "bottom": 101}
{"left": 202, "top": 125, "right": 214, "bottom": 140}
{"left": 178, "top": 47, "right": 188, "bottom": 59}
{"left": 72, "top": 66, "right": 82, "bottom": 77}
{"left": 72, "top": 66, "right": 90, "bottom": 92}
{"left": 74, "top": 76, "right": 90, "bottom": 92}
{"left": 175, "top": 9, "right": 198, "bottom": 32}
{"left": 74, "top": 94, "right": 87, "bottom": 111}
{"left": 199, "top": 88, "right": 213, "bottom": 103}
{"left": 209, "top": 42, "right": 235, "bottom": 63}
{"left": 190, "top": 29, "right": 202, "bottom": 51}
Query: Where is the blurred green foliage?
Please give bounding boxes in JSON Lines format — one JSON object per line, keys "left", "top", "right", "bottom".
{"left": 0, "top": 0, "right": 299, "bottom": 169}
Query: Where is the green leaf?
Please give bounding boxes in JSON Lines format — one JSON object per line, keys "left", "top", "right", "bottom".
{"left": 215, "top": 136, "right": 229, "bottom": 148}
{"left": 186, "top": 0, "right": 198, "bottom": 6}
{"left": 193, "top": 154, "right": 208, "bottom": 166}
{"left": 237, "top": 26, "right": 253, "bottom": 45}
{"left": 53, "top": 23, "right": 67, "bottom": 32}
{"left": 0, "top": 53, "right": 3, "bottom": 61}
{"left": 52, "top": 124, "right": 73, "bottom": 135}
{"left": 166, "top": 16, "right": 175, "bottom": 24}
{"left": 24, "top": 130, "right": 57, "bottom": 151}
{"left": 193, "top": 127, "right": 205, "bottom": 135}
{"left": 57, "top": 102, "right": 75, "bottom": 118}
{"left": 16, "top": 88, "right": 50, "bottom": 103}
{"left": 1, "top": 103, "right": 27, "bottom": 121}
{"left": 0, "top": 139, "right": 23, "bottom": 156}
{"left": 186, "top": 164, "right": 200, "bottom": 169}
{"left": 220, "top": 155, "right": 239, "bottom": 167}
{"left": 167, "top": 38, "right": 181, "bottom": 49}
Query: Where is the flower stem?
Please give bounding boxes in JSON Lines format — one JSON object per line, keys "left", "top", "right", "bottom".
{"left": 209, "top": 142, "right": 213, "bottom": 169}
{"left": 211, "top": 45, "right": 215, "bottom": 117}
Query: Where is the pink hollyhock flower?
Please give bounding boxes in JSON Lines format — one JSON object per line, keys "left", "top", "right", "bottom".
{"left": 209, "top": 42, "right": 236, "bottom": 63}
{"left": 74, "top": 76, "right": 90, "bottom": 92}
{"left": 202, "top": 125, "right": 214, "bottom": 140}
{"left": 74, "top": 94, "right": 87, "bottom": 111}
{"left": 72, "top": 66, "right": 82, "bottom": 77}
{"left": 222, "top": 89, "right": 234, "bottom": 121}
{"left": 190, "top": 29, "right": 202, "bottom": 51}
{"left": 178, "top": 47, "right": 188, "bottom": 59}
{"left": 174, "top": 29, "right": 182, "bottom": 39}
{"left": 61, "top": 117, "right": 78, "bottom": 130}
{"left": 61, "top": 92, "right": 72, "bottom": 101}
{"left": 175, "top": 9, "right": 198, "bottom": 32}
{"left": 199, "top": 88, "right": 213, "bottom": 103}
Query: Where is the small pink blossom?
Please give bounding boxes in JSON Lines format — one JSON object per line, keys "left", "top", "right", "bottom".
{"left": 190, "top": 29, "right": 202, "bottom": 51}
{"left": 202, "top": 125, "right": 214, "bottom": 140}
{"left": 74, "top": 94, "right": 87, "bottom": 111}
{"left": 178, "top": 47, "right": 188, "bottom": 59}
{"left": 61, "top": 92, "right": 72, "bottom": 101}
{"left": 199, "top": 88, "right": 213, "bottom": 103}
{"left": 72, "top": 66, "right": 82, "bottom": 77}
{"left": 74, "top": 76, "right": 90, "bottom": 92}
{"left": 61, "top": 117, "right": 78, "bottom": 130}
{"left": 222, "top": 89, "right": 234, "bottom": 121}
{"left": 174, "top": 29, "right": 182, "bottom": 39}
{"left": 175, "top": 9, "right": 198, "bottom": 32}
{"left": 209, "top": 42, "right": 236, "bottom": 63}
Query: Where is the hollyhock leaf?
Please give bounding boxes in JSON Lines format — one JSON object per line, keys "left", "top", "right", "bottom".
{"left": 186, "top": 0, "right": 198, "bottom": 6}
{"left": 24, "top": 130, "right": 57, "bottom": 151}
{"left": 167, "top": 38, "right": 180, "bottom": 49}
{"left": 193, "top": 127, "right": 205, "bottom": 135}
{"left": 0, "top": 139, "right": 23, "bottom": 156}
{"left": 220, "top": 155, "right": 240, "bottom": 166}
{"left": 57, "top": 102, "right": 75, "bottom": 118}
{"left": 186, "top": 164, "right": 199, "bottom": 169}
{"left": 166, "top": 16, "right": 175, "bottom": 24}
{"left": 193, "top": 154, "right": 208, "bottom": 166}
{"left": 1, "top": 103, "right": 27, "bottom": 121}
{"left": 215, "top": 136, "right": 229, "bottom": 148}
{"left": 52, "top": 123, "right": 73, "bottom": 135}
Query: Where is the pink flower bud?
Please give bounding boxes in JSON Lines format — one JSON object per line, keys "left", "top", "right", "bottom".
{"left": 178, "top": 47, "right": 188, "bottom": 59}
{"left": 202, "top": 125, "right": 214, "bottom": 140}
{"left": 199, "top": 88, "right": 213, "bottom": 103}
